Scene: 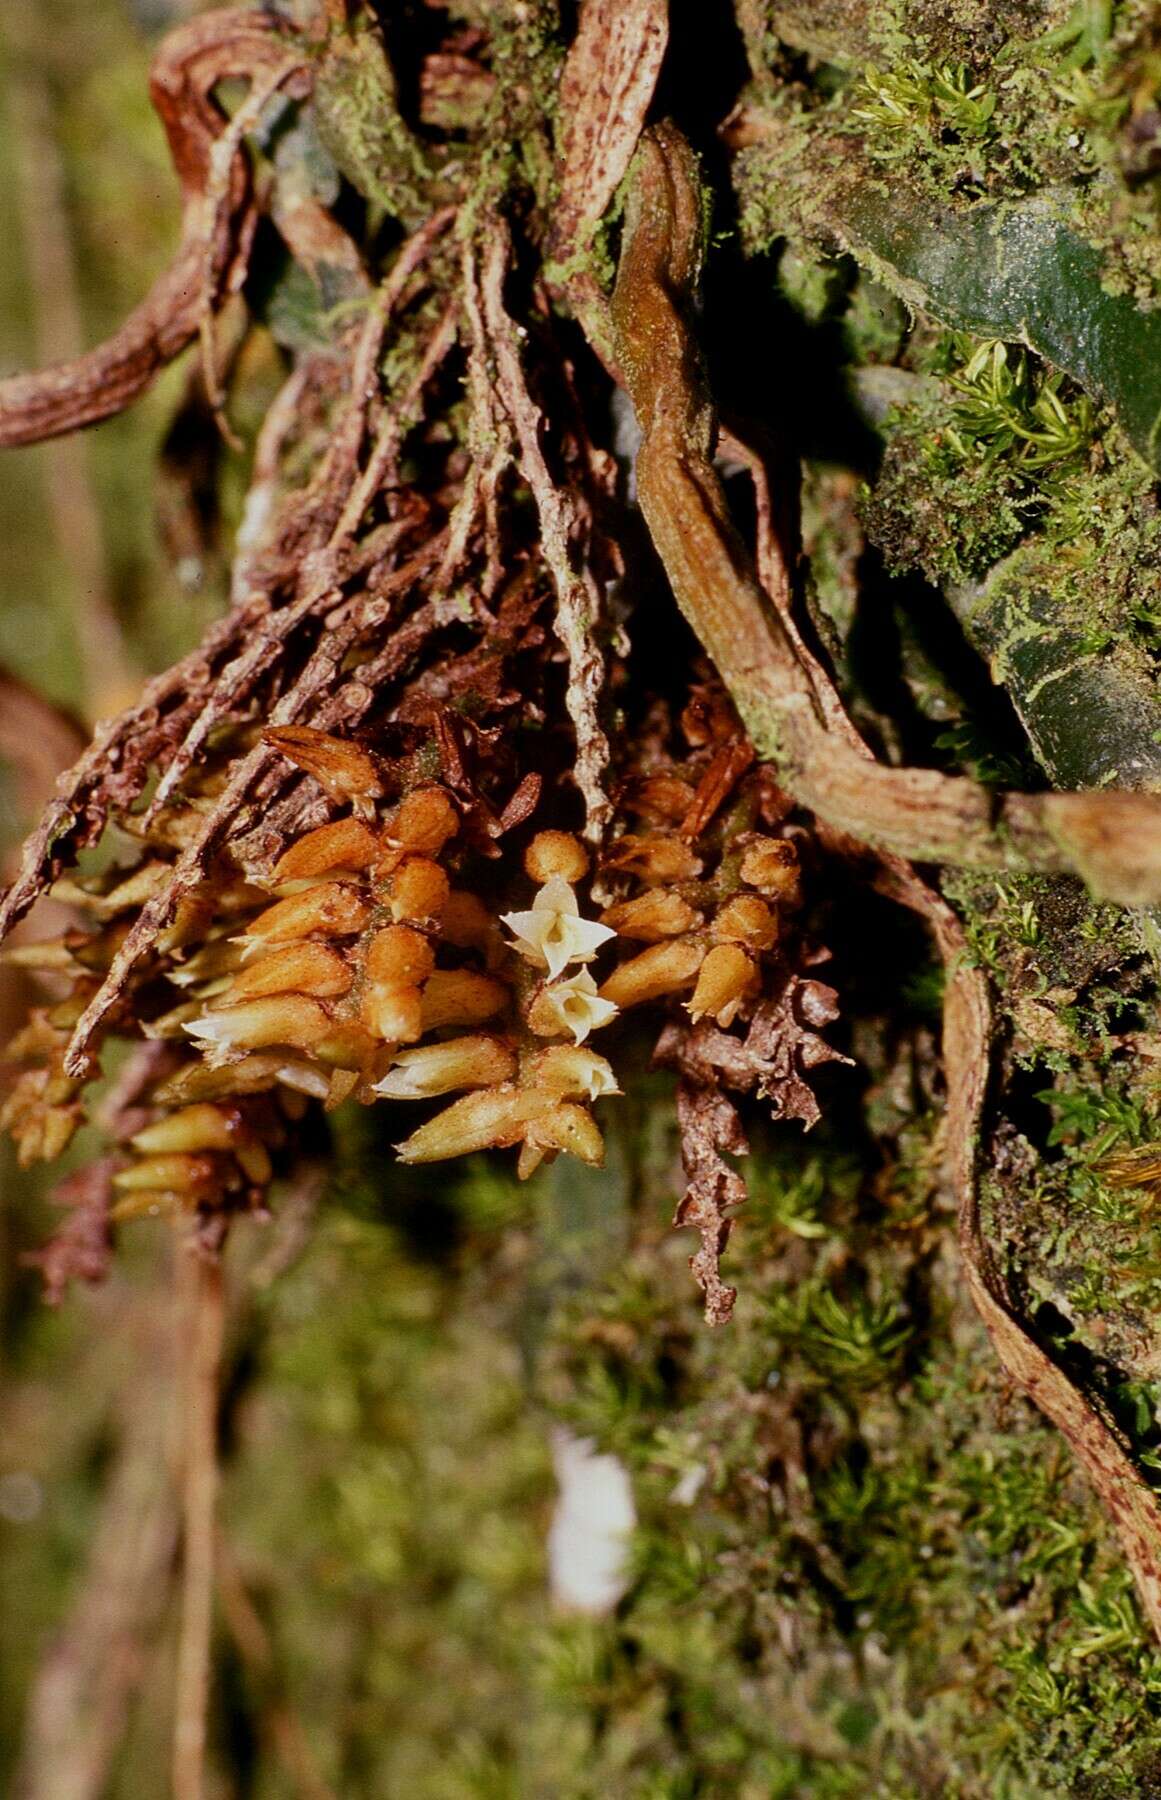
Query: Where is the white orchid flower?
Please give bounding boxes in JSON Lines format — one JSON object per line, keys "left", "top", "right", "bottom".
{"left": 501, "top": 876, "right": 616, "bottom": 979}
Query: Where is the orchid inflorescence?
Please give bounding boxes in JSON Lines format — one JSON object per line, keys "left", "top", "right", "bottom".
{"left": 2, "top": 686, "right": 838, "bottom": 1320}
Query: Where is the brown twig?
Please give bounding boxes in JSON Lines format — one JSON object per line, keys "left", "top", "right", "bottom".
{"left": 480, "top": 224, "right": 612, "bottom": 841}
{"left": 0, "top": 11, "right": 307, "bottom": 449}
{"left": 173, "top": 1233, "right": 226, "bottom": 1800}
{"left": 611, "top": 124, "right": 1161, "bottom": 908}
{"left": 548, "top": 0, "right": 668, "bottom": 363}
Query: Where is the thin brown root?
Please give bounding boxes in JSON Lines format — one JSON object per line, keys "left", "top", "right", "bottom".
{"left": 479, "top": 224, "right": 612, "bottom": 841}
{"left": 173, "top": 1231, "right": 226, "bottom": 1800}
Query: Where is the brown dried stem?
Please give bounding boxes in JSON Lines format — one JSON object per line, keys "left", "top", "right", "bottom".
{"left": 173, "top": 1234, "right": 226, "bottom": 1800}
{"left": 548, "top": 0, "right": 669, "bottom": 360}
{"left": 611, "top": 124, "right": 1161, "bottom": 907}
{"left": 0, "top": 11, "right": 307, "bottom": 448}
{"left": 480, "top": 223, "right": 612, "bottom": 840}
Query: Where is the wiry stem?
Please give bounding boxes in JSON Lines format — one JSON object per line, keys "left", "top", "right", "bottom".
{"left": 611, "top": 124, "right": 1161, "bottom": 908}
{"left": 173, "top": 1233, "right": 226, "bottom": 1800}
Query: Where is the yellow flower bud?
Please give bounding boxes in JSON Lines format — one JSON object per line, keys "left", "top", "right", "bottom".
{"left": 598, "top": 939, "right": 704, "bottom": 1010}
{"left": 1, "top": 939, "right": 79, "bottom": 972}
{"left": 739, "top": 837, "right": 801, "bottom": 903}
{"left": 526, "top": 1102, "right": 604, "bottom": 1166}
{"left": 526, "top": 1045, "right": 620, "bottom": 1101}
{"left": 375, "top": 1035, "right": 517, "bottom": 1099}
{"left": 52, "top": 860, "right": 170, "bottom": 917}
{"left": 712, "top": 894, "right": 779, "bottom": 951}
{"left": 132, "top": 1103, "right": 242, "bottom": 1156}
{"left": 600, "top": 890, "right": 702, "bottom": 942}
{"left": 168, "top": 938, "right": 247, "bottom": 989}
{"left": 687, "top": 944, "right": 758, "bottom": 1027}
{"left": 395, "top": 1086, "right": 540, "bottom": 1162}
{"left": 524, "top": 830, "right": 588, "bottom": 884}
{"left": 113, "top": 1153, "right": 226, "bottom": 1197}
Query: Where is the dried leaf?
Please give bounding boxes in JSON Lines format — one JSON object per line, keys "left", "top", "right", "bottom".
{"left": 24, "top": 1158, "right": 115, "bottom": 1304}
{"left": 674, "top": 1078, "right": 748, "bottom": 1327}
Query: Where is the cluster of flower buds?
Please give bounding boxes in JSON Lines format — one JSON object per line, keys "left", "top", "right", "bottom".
{"left": 590, "top": 694, "right": 805, "bottom": 1037}
{"left": 1, "top": 688, "right": 832, "bottom": 1304}
{"left": 0, "top": 860, "right": 301, "bottom": 1226}
{"left": 174, "top": 746, "right": 627, "bottom": 1180}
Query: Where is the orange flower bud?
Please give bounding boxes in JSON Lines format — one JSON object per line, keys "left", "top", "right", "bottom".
{"left": 185, "top": 994, "right": 332, "bottom": 1059}
{"left": 242, "top": 882, "right": 369, "bottom": 949}
{"left": 227, "top": 942, "right": 353, "bottom": 1002}
{"left": 264, "top": 726, "right": 384, "bottom": 817}
{"left": 598, "top": 939, "right": 704, "bottom": 1009}
{"left": 524, "top": 830, "right": 588, "bottom": 884}
{"left": 419, "top": 969, "right": 509, "bottom": 1030}
{"left": 600, "top": 890, "right": 702, "bottom": 942}
{"left": 375, "top": 1035, "right": 517, "bottom": 1099}
{"left": 364, "top": 925, "right": 436, "bottom": 989}
{"left": 602, "top": 834, "right": 703, "bottom": 884}
{"left": 739, "top": 837, "right": 801, "bottom": 903}
{"left": 712, "top": 894, "right": 779, "bottom": 952}
{"left": 440, "top": 891, "right": 500, "bottom": 961}
{"left": 273, "top": 817, "right": 381, "bottom": 880}
{"left": 687, "top": 944, "right": 758, "bottom": 1027}
{"left": 384, "top": 786, "right": 459, "bottom": 858}
{"left": 386, "top": 857, "right": 451, "bottom": 923}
